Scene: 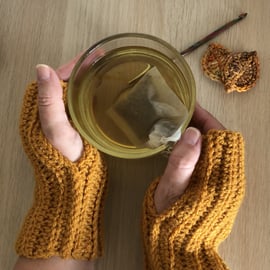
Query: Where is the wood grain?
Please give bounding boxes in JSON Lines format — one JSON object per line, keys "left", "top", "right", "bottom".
{"left": 0, "top": 0, "right": 269, "bottom": 269}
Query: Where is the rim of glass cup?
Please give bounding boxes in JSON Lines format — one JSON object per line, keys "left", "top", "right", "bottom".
{"left": 68, "top": 33, "right": 196, "bottom": 159}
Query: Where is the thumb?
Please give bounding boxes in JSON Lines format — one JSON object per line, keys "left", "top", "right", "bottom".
{"left": 36, "top": 64, "right": 83, "bottom": 161}
{"left": 154, "top": 127, "right": 202, "bottom": 213}
{"left": 37, "top": 64, "right": 70, "bottom": 134}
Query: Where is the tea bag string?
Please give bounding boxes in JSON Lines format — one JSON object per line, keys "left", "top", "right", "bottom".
{"left": 128, "top": 64, "right": 152, "bottom": 86}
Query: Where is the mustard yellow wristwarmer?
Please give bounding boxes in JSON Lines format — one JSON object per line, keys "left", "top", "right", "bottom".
{"left": 143, "top": 130, "right": 245, "bottom": 270}
{"left": 16, "top": 82, "right": 107, "bottom": 260}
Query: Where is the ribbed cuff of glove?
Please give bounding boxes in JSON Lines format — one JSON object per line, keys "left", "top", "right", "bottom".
{"left": 142, "top": 130, "right": 245, "bottom": 270}
{"left": 15, "top": 82, "right": 108, "bottom": 260}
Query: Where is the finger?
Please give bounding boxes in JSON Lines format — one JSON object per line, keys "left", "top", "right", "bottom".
{"left": 56, "top": 49, "right": 105, "bottom": 81}
{"left": 190, "top": 103, "right": 225, "bottom": 133}
{"left": 36, "top": 64, "right": 83, "bottom": 161}
{"left": 56, "top": 52, "right": 84, "bottom": 81}
{"left": 37, "top": 64, "right": 70, "bottom": 132}
{"left": 154, "top": 127, "right": 202, "bottom": 213}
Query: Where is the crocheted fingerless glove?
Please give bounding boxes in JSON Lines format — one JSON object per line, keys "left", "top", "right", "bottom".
{"left": 143, "top": 130, "right": 245, "bottom": 270}
{"left": 15, "top": 82, "right": 107, "bottom": 260}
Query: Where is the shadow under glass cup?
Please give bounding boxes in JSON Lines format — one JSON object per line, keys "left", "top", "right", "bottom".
{"left": 68, "top": 33, "right": 196, "bottom": 159}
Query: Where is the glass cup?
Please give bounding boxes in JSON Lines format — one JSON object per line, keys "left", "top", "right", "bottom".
{"left": 68, "top": 33, "right": 196, "bottom": 159}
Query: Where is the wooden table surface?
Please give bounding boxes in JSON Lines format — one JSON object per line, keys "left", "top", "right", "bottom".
{"left": 1, "top": 1, "right": 269, "bottom": 269}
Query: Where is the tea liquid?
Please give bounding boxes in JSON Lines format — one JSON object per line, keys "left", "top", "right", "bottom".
{"left": 77, "top": 46, "right": 186, "bottom": 147}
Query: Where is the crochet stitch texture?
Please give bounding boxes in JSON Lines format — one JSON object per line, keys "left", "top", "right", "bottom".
{"left": 16, "top": 81, "right": 245, "bottom": 267}
{"left": 143, "top": 130, "right": 245, "bottom": 270}
{"left": 16, "top": 82, "right": 107, "bottom": 260}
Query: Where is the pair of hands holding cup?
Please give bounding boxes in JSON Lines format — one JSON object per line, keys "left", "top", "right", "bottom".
{"left": 36, "top": 52, "right": 224, "bottom": 214}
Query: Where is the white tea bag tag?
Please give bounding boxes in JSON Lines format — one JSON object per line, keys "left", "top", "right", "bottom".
{"left": 107, "top": 67, "right": 189, "bottom": 148}
{"left": 147, "top": 120, "right": 182, "bottom": 148}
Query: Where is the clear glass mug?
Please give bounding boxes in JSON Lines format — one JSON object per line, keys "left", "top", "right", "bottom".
{"left": 67, "top": 33, "right": 196, "bottom": 159}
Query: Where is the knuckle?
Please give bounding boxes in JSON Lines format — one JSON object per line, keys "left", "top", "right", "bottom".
{"left": 169, "top": 153, "right": 195, "bottom": 170}
{"left": 38, "top": 95, "right": 54, "bottom": 107}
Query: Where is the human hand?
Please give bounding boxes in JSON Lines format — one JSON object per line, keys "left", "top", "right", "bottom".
{"left": 36, "top": 52, "right": 100, "bottom": 162}
{"left": 15, "top": 52, "right": 108, "bottom": 266}
{"left": 154, "top": 103, "right": 225, "bottom": 213}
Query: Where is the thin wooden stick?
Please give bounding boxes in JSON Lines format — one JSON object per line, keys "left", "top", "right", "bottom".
{"left": 180, "top": 13, "right": 248, "bottom": 56}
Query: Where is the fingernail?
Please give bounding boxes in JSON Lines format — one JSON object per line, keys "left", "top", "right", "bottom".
{"left": 182, "top": 127, "right": 201, "bottom": 145}
{"left": 36, "top": 64, "right": 50, "bottom": 81}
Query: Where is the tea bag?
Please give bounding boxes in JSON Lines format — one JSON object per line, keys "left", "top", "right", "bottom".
{"left": 107, "top": 67, "right": 188, "bottom": 148}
